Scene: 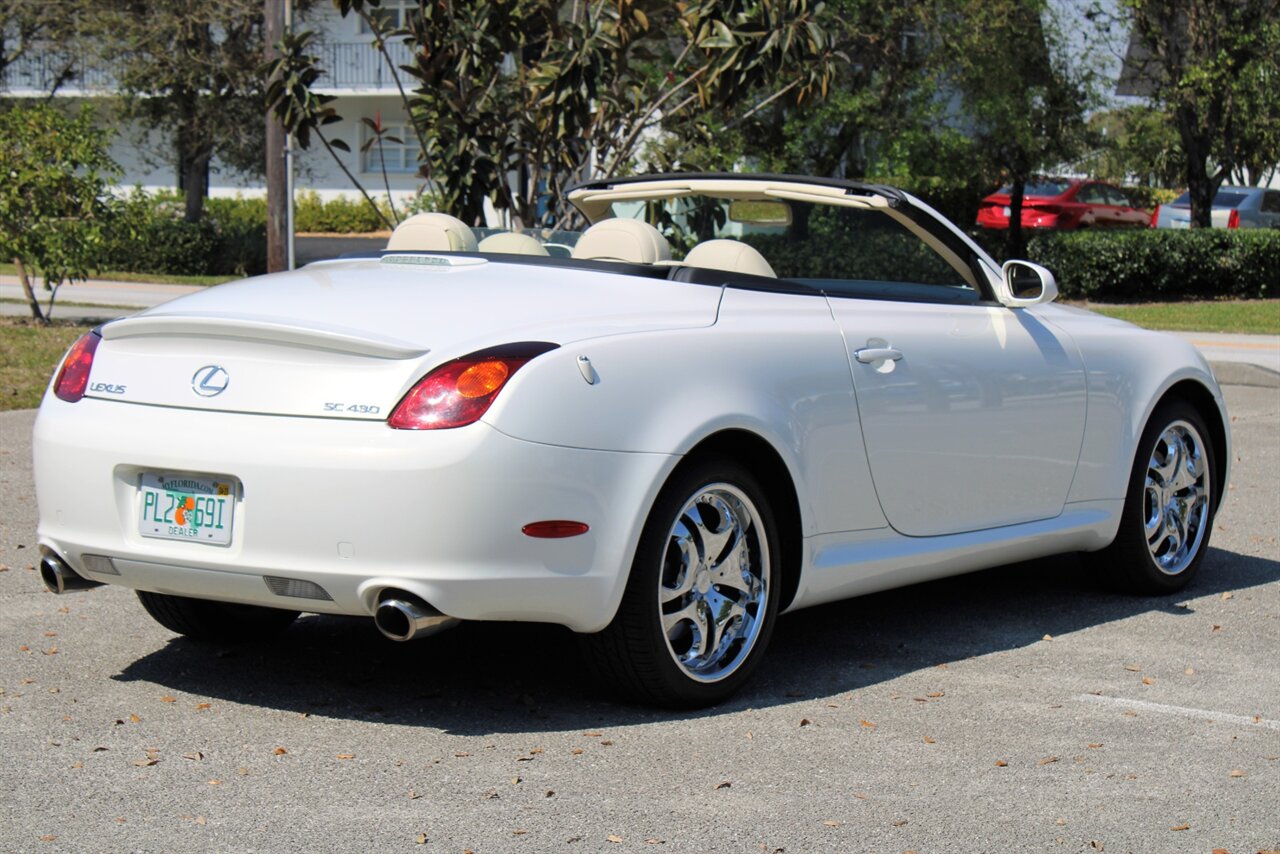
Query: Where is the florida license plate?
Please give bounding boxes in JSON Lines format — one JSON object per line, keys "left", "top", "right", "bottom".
{"left": 138, "top": 472, "right": 236, "bottom": 546}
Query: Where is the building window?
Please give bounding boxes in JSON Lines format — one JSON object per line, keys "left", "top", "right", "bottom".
{"left": 359, "top": 0, "right": 415, "bottom": 33}
{"left": 362, "top": 122, "right": 418, "bottom": 174}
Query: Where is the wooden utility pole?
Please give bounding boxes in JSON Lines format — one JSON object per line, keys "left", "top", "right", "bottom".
{"left": 265, "top": 0, "right": 287, "bottom": 272}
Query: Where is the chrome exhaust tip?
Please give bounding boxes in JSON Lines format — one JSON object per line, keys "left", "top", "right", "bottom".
{"left": 39, "top": 552, "right": 104, "bottom": 595}
{"left": 374, "top": 595, "right": 459, "bottom": 642}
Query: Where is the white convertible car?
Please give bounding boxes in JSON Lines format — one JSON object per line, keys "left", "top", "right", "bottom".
{"left": 33, "top": 174, "right": 1228, "bottom": 707}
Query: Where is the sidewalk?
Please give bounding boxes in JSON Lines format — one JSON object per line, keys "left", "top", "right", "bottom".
{"left": 4, "top": 274, "right": 1277, "bottom": 386}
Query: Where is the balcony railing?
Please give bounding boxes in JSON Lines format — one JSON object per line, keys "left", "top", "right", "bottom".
{"left": 1, "top": 40, "right": 415, "bottom": 96}
{"left": 0, "top": 53, "right": 118, "bottom": 94}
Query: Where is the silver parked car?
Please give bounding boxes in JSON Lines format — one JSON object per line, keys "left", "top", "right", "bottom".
{"left": 1152, "top": 185, "right": 1280, "bottom": 229}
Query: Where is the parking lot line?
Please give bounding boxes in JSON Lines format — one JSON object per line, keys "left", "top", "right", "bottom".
{"left": 1076, "top": 694, "right": 1280, "bottom": 730}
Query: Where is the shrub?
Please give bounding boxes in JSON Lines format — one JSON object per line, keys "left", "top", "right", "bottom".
{"left": 294, "top": 190, "right": 391, "bottom": 233}
{"left": 1025, "top": 230, "right": 1279, "bottom": 302}
{"left": 102, "top": 191, "right": 266, "bottom": 277}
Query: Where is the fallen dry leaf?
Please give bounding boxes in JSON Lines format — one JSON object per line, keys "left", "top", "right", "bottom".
{"left": 995, "top": 760, "right": 1008, "bottom": 767}
{"left": 1184, "top": 668, "right": 1196, "bottom": 676}
{"left": 570, "top": 748, "right": 584, "bottom": 755}
{"left": 600, "top": 739, "right": 614, "bottom": 746}
{"left": 1087, "top": 743, "right": 1103, "bottom": 749}
{"left": 131, "top": 758, "right": 158, "bottom": 767}
{"left": 512, "top": 829, "right": 528, "bottom": 836}
{"left": 1212, "top": 624, "right": 1222, "bottom": 632}
{"left": 1124, "top": 664, "right": 1142, "bottom": 672}
{"left": 415, "top": 832, "right": 428, "bottom": 845}
{"left": 715, "top": 781, "right": 732, "bottom": 789}
{"left": 1038, "top": 756, "right": 1060, "bottom": 765}
{"left": 926, "top": 691, "right": 944, "bottom": 698}
{"left": 182, "top": 751, "right": 203, "bottom": 761}
{"left": 195, "top": 703, "right": 211, "bottom": 710}
{"left": 39, "top": 836, "right": 57, "bottom": 842}
{"left": 822, "top": 820, "right": 841, "bottom": 827}
{"left": 1221, "top": 591, "right": 1233, "bottom": 600}
{"left": 799, "top": 719, "right": 811, "bottom": 726}
{"left": 207, "top": 779, "right": 222, "bottom": 785}
{"left": 606, "top": 834, "right": 624, "bottom": 843}
{"left": 408, "top": 790, "right": 420, "bottom": 800}
{"left": 1171, "top": 823, "right": 1190, "bottom": 831}
{"left": 129, "top": 714, "right": 141, "bottom": 724}
{"left": 273, "top": 747, "right": 287, "bottom": 756}
{"left": 891, "top": 819, "right": 908, "bottom": 827}
{"left": 1141, "top": 677, "right": 1156, "bottom": 686}
{"left": 454, "top": 752, "right": 470, "bottom": 757}
{"left": 859, "top": 720, "right": 876, "bottom": 729}
{"left": 923, "top": 735, "right": 936, "bottom": 744}
{"left": 1042, "top": 634, "right": 1053, "bottom": 641}
{"left": 1055, "top": 818, "right": 1067, "bottom": 826}
{"left": 1229, "top": 769, "right": 1246, "bottom": 778}
{"left": 336, "top": 753, "right": 355, "bottom": 760}
{"left": 160, "top": 696, "right": 176, "bottom": 704}
{"left": 643, "top": 839, "right": 664, "bottom": 845}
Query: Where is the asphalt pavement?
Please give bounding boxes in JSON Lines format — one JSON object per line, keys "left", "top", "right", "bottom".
{"left": 1, "top": 382, "right": 1277, "bottom": 851}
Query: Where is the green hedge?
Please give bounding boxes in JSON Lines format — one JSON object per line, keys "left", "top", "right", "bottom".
{"left": 1025, "top": 230, "right": 1279, "bottom": 302}
{"left": 102, "top": 193, "right": 267, "bottom": 277}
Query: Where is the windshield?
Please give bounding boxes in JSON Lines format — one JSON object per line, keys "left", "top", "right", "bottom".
{"left": 1169, "top": 189, "right": 1251, "bottom": 208}
{"left": 604, "top": 194, "right": 983, "bottom": 303}
{"left": 998, "top": 181, "right": 1071, "bottom": 197}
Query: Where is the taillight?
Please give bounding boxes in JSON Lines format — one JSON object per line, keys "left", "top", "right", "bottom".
{"left": 52, "top": 331, "right": 101, "bottom": 402}
{"left": 388, "top": 342, "right": 557, "bottom": 430}
{"left": 1149, "top": 204, "right": 1160, "bottom": 227}
{"left": 1226, "top": 209, "right": 1240, "bottom": 229}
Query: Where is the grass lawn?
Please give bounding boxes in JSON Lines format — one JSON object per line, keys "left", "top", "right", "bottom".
{"left": 0, "top": 262, "right": 238, "bottom": 287}
{"left": 0, "top": 318, "right": 90, "bottom": 411}
{"left": 1075, "top": 299, "right": 1280, "bottom": 336}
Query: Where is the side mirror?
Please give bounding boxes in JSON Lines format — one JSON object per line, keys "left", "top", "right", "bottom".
{"left": 1000, "top": 260, "right": 1058, "bottom": 307}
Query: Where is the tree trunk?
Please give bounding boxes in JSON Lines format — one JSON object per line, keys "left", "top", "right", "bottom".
{"left": 1006, "top": 173, "right": 1028, "bottom": 260}
{"left": 14, "top": 257, "right": 48, "bottom": 325}
{"left": 1177, "top": 104, "right": 1215, "bottom": 229}
{"left": 181, "top": 150, "right": 210, "bottom": 223}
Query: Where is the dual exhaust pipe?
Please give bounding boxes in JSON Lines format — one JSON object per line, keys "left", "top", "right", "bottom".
{"left": 373, "top": 592, "right": 459, "bottom": 642}
{"left": 41, "top": 548, "right": 454, "bottom": 643}
{"left": 39, "top": 549, "right": 103, "bottom": 595}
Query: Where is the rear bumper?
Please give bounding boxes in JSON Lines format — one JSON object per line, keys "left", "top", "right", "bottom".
{"left": 33, "top": 398, "right": 675, "bottom": 632}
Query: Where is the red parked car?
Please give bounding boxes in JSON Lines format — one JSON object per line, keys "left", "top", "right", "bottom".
{"left": 976, "top": 179, "right": 1150, "bottom": 230}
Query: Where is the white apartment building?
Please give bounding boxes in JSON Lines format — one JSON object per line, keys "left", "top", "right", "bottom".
{"left": 1, "top": 3, "right": 423, "bottom": 203}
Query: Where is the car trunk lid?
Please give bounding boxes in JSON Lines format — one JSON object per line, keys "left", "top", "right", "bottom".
{"left": 83, "top": 257, "right": 721, "bottom": 420}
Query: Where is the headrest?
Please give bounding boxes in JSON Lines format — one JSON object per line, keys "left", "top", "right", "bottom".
{"left": 571, "top": 218, "right": 671, "bottom": 264}
{"left": 386, "top": 213, "right": 478, "bottom": 252}
{"left": 683, "top": 239, "right": 777, "bottom": 278}
{"left": 477, "top": 231, "right": 550, "bottom": 256}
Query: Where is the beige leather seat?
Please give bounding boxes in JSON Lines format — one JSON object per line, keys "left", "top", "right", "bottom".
{"left": 477, "top": 231, "right": 550, "bottom": 256}
{"left": 386, "top": 213, "right": 478, "bottom": 252}
{"left": 571, "top": 218, "right": 671, "bottom": 264}
{"left": 683, "top": 239, "right": 776, "bottom": 278}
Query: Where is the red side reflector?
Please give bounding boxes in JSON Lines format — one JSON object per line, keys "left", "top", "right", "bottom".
{"left": 522, "top": 521, "right": 590, "bottom": 539}
{"left": 1226, "top": 209, "right": 1240, "bottom": 229}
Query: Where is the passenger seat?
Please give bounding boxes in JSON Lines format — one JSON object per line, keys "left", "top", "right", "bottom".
{"left": 683, "top": 239, "right": 776, "bottom": 278}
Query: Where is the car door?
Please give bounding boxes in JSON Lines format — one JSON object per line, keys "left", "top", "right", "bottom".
{"left": 1260, "top": 190, "right": 1280, "bottom": 229}
{"left": 811, "top": 209, "right": 1087, "bottom": 537}
{"left": 1104, "top": 186, "right": 1147, "bottom": 227}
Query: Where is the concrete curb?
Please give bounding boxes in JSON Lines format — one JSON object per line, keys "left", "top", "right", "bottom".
{"left": 1211, "top": 361, "right": 1280, "bottom": 389}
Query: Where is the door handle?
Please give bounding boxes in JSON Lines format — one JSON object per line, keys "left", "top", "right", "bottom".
{"left": 854, "top": 347, "right": 903, "bottom": 364}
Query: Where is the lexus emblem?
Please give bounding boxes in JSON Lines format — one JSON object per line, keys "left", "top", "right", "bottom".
{"left": 192, "top": 365, "right": 230, "bottom": 397}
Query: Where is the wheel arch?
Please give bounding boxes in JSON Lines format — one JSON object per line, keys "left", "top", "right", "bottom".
{"left": 1153, "top": 378, "right": 1230, "bottom": 515}
{"left": 678, "top": 428, "right": 804, "bottom": 612}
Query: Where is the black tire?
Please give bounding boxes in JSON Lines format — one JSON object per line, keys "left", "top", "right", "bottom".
{"left": 136, "top": 591, "right": 300, "bottom": 642}
{"left": 1100, "top": 399, "right": 1217, "bottom": 594}
{"left": 584, "top": 458, "right": 781, "bottom": 708}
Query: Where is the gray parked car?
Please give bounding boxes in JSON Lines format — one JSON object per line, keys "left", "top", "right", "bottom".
{"left": 1152, "top": 185, "right": 1280, "bottom": 229}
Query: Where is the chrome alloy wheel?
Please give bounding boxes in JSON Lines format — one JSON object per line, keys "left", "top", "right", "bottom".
{"left": 1143, "top": 420, "right": 1210, "bottom": 575}
{"left": 658, "top": 484, "right": 770, "bottom": 683}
